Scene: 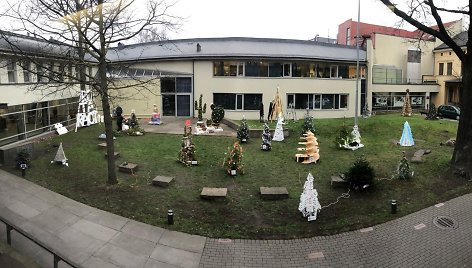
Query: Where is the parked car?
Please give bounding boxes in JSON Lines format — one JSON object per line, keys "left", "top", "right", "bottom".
{"left": 437, "top": 105, "right": 460, "bottom": 120}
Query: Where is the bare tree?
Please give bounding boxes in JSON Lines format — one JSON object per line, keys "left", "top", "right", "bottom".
{"left": 2, "top": 0, "right": 180, "bottom": 184}
{"left": 379, "top": 0, "right": 471, "bottom": 178}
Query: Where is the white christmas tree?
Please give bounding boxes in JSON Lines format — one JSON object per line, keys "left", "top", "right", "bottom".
{"left": 272, "top": 113, "right": 285, "bottom": 141}
{"left": 399, "top": 121, "right": 414, "bottom": 146}
{"left": 298, "top": 173, "right": 321, "bottom": 221}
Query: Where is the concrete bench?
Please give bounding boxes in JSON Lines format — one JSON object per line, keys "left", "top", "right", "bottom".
{"left": 98, "top": 142, "right": 107, "bottom": 149}
{"left": 152, "top": 176, "right": 174, "bottom": 187}
{"left": 260, "top": 187, "right": 288, "bottom": 200}
{"left": 105, "top": 152, "right": 120, "bottom": 159}
{"left": 200, "top": 187, "right": 227, "bottom": 200}
{"left": 331, "top": 176, "right": 348, "bottom": 188}
{"left": 118, "top": 162, "right": 138, "bottom": 174}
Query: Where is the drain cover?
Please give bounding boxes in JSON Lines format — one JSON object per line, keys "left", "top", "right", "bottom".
{"left": 433, "top": 216, "right": 458, "bottom": 229}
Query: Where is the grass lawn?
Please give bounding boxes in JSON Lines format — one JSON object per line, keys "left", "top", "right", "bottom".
{"left": 3, "top": 113, "right": 471, "bottom": 239}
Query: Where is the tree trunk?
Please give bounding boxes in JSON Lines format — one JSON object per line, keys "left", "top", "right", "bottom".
{"left": 451, "top": 52, "right": 472, "bottom": 178}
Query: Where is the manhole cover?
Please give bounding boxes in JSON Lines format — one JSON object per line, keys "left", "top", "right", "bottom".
{"left": 433, "top": 216, "right": 458, "bottom": 229}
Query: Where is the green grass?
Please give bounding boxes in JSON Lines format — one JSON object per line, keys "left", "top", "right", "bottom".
{"left": 3, "top": 114, "right": 471, "bottom": 239}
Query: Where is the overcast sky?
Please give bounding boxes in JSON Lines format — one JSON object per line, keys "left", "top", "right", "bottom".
{"left": 168, "top": 0, "right": 466, "bottom": 40}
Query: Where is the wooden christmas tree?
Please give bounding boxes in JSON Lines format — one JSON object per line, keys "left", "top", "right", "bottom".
{"left": 295, "top": 130, "right": 320, "bottom": 164}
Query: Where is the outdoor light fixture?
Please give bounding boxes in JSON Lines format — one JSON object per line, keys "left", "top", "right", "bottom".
{"left": 167, "top": 209, "right": 174, "bottom": 225}
{"left": 20, "top": 164, "right": 27, "bottom": 177}
{"left": 391, "top": 200, "right": 397, "bottom": 214}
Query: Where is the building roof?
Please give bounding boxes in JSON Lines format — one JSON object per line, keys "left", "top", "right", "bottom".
{"left": 107, "top": 37, "right": 367, "bottom": 63}
{"left": 435, "top": 31, "right": 468, "bottom": 50}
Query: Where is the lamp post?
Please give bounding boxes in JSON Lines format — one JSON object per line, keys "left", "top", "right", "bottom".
{"left": 355, "top": 0, "right": 360, "bottom": 127}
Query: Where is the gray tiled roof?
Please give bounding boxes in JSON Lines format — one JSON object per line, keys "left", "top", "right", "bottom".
{"left": 107, "top": 37, "right": 367, "bottom": 63}
{"left": 435, "top": 31, "right": 468, "bottom": 50}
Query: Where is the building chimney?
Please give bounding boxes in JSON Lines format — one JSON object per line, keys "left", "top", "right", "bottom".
{"left": 118, "top": 42, "right": 125, "bottom": 50}
{"left": 196, "top": 43, "right": 201, "bottom": 52}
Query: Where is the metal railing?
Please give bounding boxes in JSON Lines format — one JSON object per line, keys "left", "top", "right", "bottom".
{"left": 0, "top": 215, "right": 77, "bottom": 268}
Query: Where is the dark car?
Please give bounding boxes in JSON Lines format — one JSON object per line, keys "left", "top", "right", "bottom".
{"left": 437, "top": 105, "right": 460, "bottom": 120}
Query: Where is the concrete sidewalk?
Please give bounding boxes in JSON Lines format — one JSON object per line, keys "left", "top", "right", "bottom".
{"left": 1, "top": 167, "right": 472, "bottom": 267}
{"left": 0, "top": 169, "right": 205, "bottom": 268}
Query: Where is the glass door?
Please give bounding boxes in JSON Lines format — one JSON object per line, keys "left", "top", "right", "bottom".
{"left": 162, "top": 95, "right": 175, "bottom": 116}
{"left": 177, "top": 95, "right": 191, "bottom": 116}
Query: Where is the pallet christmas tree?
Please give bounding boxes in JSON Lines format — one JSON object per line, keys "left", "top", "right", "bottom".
{"left": 295, "top": 130, "right": 320, "bottom": 164}
{"left": 178, "top": 120, "right": 197, "bottom": 166}
{"left": 298, "top": 173, "right": 321, "bottom": 221}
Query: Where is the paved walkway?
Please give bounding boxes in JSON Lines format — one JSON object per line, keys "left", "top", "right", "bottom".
{"left": 1, "top": 168, "right": 472, "bottom": 267}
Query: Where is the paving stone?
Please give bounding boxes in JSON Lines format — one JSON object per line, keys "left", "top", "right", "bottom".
{"left": 259, "top": 187, "right": 289, "bottom": 200}
{"left": 150, "top": 244, "right": 201, "bottom": 268}
{"left": 121, "top": 220, "right": 165, "bottom": 243}
{"left": 152, "top": 176, "right": 174, "bottom": 187}
{"left": 94, "top": 243, "right": 148, "bottom": 268}
{"left": 84, "top": 210, "right": 129, "bottom": 231}
{"left": 98, "top": 142, "right": 107, "bottom": 149}
{"left": 70, "top": 219, "right": 118, "bottom": 242}
{"left": 200, "top": 187, "right": 227, "bottom": 200}
{"left": 82, "top": 256, "right": 120, "bottom": 268}
{"left": 159, "top": 231, "right": 206, "bottom": 253}
{"left": 110, "top": 232, "right": 156, "bottom": 256}
{"left": 7, "top": 201, "right": 41, "bottom": 219}
{"left": 144, "top": 258, "right": 180, "bottom": 268}
{"left": 331, "top": 176, "right": 348, "bottom": 188}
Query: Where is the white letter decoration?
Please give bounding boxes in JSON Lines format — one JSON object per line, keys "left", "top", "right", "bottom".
{"left": 75, "top": 90, "right": 98, "bottom": 132}
{"left": 298, "top": 172, "right": 321, "bottom": 221}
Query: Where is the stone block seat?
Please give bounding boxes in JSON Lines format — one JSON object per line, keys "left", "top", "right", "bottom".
{"left": 259, "top": 187, "right": 289, "bottom": 200}
{"left": 152, "top": 176, "right": 174, "bottom": 187}
{"left": 118, "top": 162, "right": 138, "bottom": 174}
{"left": 98, "top": 142, "right": 107, "bottom": 149}
{"left": 200, "top": 187, "right": 227, "bottom": 200}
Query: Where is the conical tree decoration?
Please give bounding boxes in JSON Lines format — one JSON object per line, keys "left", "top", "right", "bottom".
{"left": 52, "top": 142, "right": 68, "bottom": 166}
{"left": 399, "top": 121, "right": 414, "bottom": 146}
{"left": 298, "top": 173, "right": 321, "bottom": 221}
{"left": 402, "top": 89, "right": 412, "bottom": 117}
{"left": 261, "top": 121, "right": 271, "bottom": 151}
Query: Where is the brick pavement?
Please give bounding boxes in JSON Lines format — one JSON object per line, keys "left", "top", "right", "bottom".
{"left": 199, "top": 195, "right": 472, "bottom": 267}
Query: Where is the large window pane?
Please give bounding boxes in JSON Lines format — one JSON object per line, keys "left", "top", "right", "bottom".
{"left": 161, "top": 78, "right": 175, "bottom": 93}
{"left": 294, "top": 94, "right": 309, "bottom": 109}
{"left": 322, "top": 94, "right": 334, "bottom": 109}
{"left": 245, "top": 61, "right": 259, "bottom": 77}
{"left": 269, "top": 62, "right": 283, "bottom": 77}
{"left": 243, "top": 94, "right": 262, "bottom": 110}
{"left": 236, "top": 94, "right": 243, "bottom": 110}
{"left": 338, "top": 65, "right": 349, "bottom": 78}
{"left": 340, "top": 95, "right": 348, "bottom": 108}
{"left": 176, "top": 77, "right": 192, "bottom": 93}
{"left": 314, "top": 95, "right": 321, "bottom": 109}
{"left": 316, "top": 63, "right": 330, "bottom": 78}
{"left": 213, "top": 61, "right": 224, "bottom": 76}
{"left": 292, "top": 63, "right": 311, "bottom": 77}
{"left": 214, "top": 93, "right": 236, "bottom": 110}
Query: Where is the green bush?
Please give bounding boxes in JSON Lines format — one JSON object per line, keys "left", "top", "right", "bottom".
{"left": 345, "top": 156, "right": 375, "bottom": 190}
{"left": 15, "top": 148, "right": 31, "bottom": 168}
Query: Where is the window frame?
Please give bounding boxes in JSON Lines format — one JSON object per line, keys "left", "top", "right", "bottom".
{"left": 213, "top": 93, "right": 262, "bottom": 111}
{"left": 438, "top": 62, "right": 444, "bottom": 75}
{"left": 7, "top": 60, "right": 17, "bottom": 83}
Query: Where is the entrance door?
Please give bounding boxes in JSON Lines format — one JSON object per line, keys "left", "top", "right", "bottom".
{"left": 177, "top": 95, "right": 190, "bottom": 116}
{"left": 162, "top": 95, "right": 175, "bottom": 116}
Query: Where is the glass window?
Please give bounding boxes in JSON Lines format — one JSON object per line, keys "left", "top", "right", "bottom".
{"left": 314, "top": 95, "right": 321, "bottom": 109}
{"left": 236, "top": 94, "right": 243, "bottom": 110}
{"left": 292, "top": 63, "right": 311, "bottom": 77}
{"left": 36, "top": 62, "right": 46, "bottom": 82}
{"left": 213, "top": 61, "right": 224, "bottom": 76}
{"left": 214, "top": 93, "right": 236, "bottom": 110}
{"left": 294, "top": 94, "right": 309, "bottom": 109}
{"left": 340, "top": 95, "right": 348, "bottom": 108}
{"left": 161, "top": 78, "right": 175, "bottom": 93}
{"left": 322, "top": 94, "right": 334, "bottom": 109}
{"left": 48, "top": 62, "right": 55, "bottom": 81}
{"left": 243, "top": 94, "right": 262, "bottom": 110}
{"left": 283, "top": 63, "right": 291, "bottom": 77}
{"left": 438, "top": 63, "right": 444, "bottom": 75}
{"left": 245, "top": 61, "right": 260, "bottom": 77}
{"left": 287, "top": 94, "right": 294, "bottom": 108}
{"left": 338, "top": 65, "right": 349, "bottom": 78}
{"left": 7, "top": 60, "right": 17, "bottom": 83}
{"left": 22, "top": 60, "right": 31, "bottom": 83}
{"left": 447, "top": 62, "right": 453, "bottom": 75}
{"left": 176, "top": 77, "right": 192, "bottom": 93}
{"left": 346, "top": 28, "right": 351, "bottom": 45}
{"left": 330, "top": 66, "right": 338, "bottom": 78}
{"left": 269, "top": 62, "right": 283, "bottom": 77}
{"left": 316, "top": 63, "right": 330, "bottom": 78}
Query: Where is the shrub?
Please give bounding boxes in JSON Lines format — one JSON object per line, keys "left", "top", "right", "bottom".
{"left": 345, "top": 156, "right": 375, "bottom": 190}
{"left": 16, "top": 148, "right": 31, "bottom": 168}
{"left": 334, "top": 124, "right": 353, "bottom": 148}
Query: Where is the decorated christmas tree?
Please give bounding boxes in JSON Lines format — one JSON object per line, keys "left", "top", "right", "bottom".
{"left": 224, "top": 141, "right": 244, "bottom": 175}
{"left": 426, "top": 103, "right": 438, "bottom": 120}
{"left": 237, "top": 117, "right": 249, "bottom": 142}
{"left": 178, "top": 120, "right": 197, "bottom": 166}
{"left": 298, "top": 173, "right": 322, "bottom": 221}
{"left": 261, "top": 121, "right": 271, "bottom": 151}
{"left": 210, "top": 104, "right": 225, "bottom": 126}
{"left": 402, "top": 89, "right": 412, "bottom": 117}
{"left": 300, "top": 109, "right": 315, "bottom": 136}
{"left": 273, "top": 113, "right": 285, "bottom": 141}
{"left": 397, "top": 152, "right": 413, "bottom": 180}
{"left": 334, "top": 123, "right": 353, "bottom": 148}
